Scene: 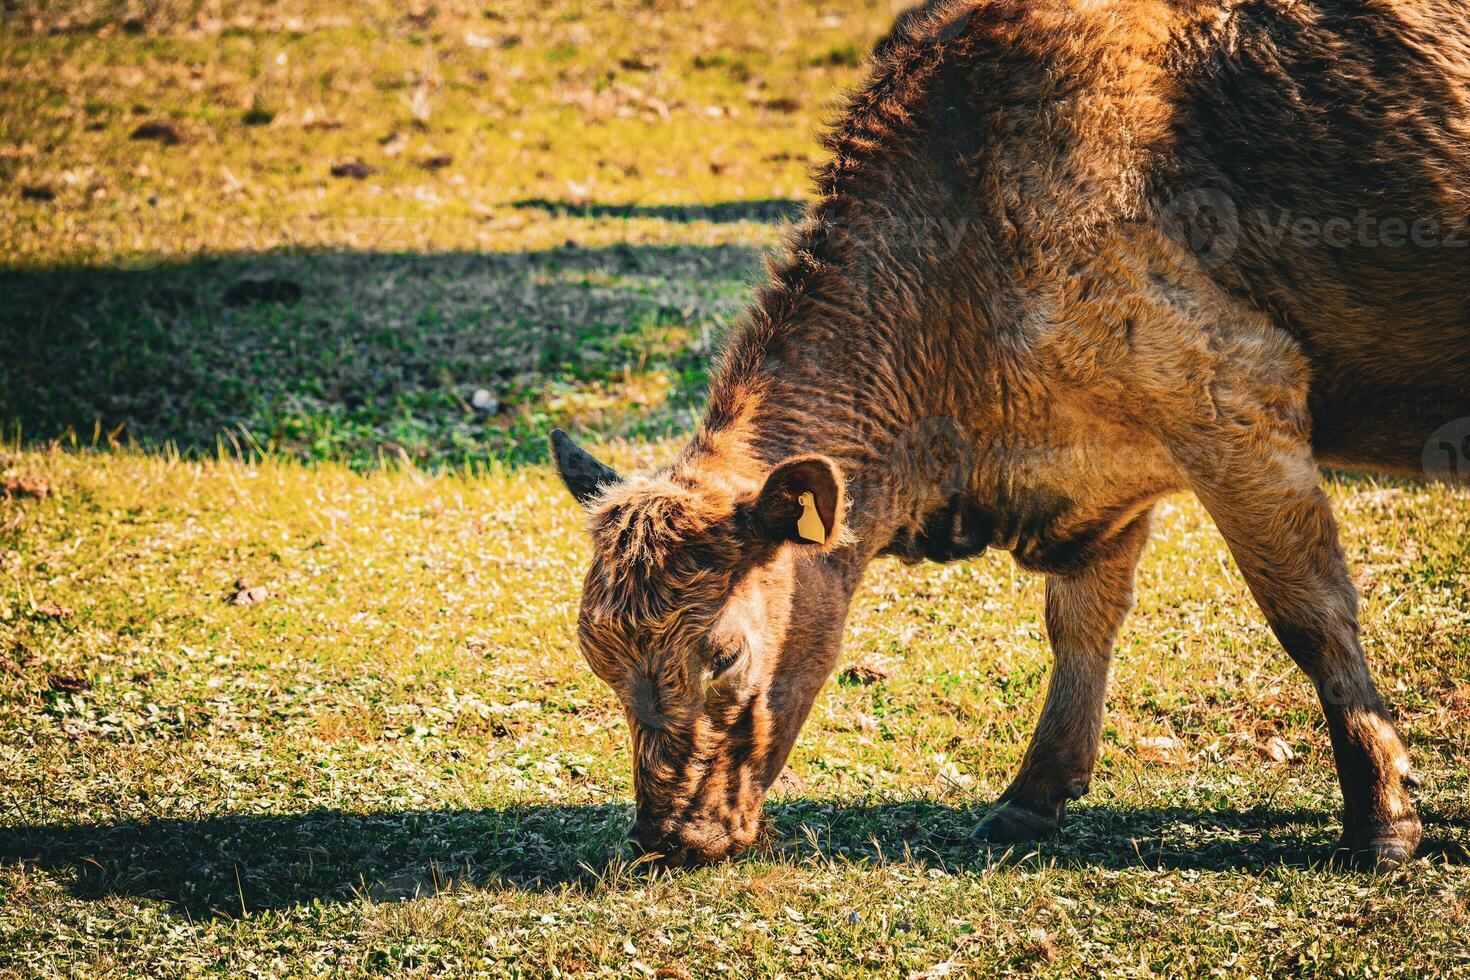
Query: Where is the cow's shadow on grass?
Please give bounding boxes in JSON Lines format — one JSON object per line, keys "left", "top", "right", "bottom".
{"left": 4, "top": 800, "right": 1467, "bottom": 919}
{"left": 0, "top": 241, "right": 770, "bottom": 469}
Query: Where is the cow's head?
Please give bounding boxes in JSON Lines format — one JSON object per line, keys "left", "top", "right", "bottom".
{"left": 550, "top": 429, "right": 852, "bottom": 864}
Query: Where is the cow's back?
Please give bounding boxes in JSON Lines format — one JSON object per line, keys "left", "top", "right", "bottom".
{"left": 1163, "top": 0, "right": 1470, "bottom": 467}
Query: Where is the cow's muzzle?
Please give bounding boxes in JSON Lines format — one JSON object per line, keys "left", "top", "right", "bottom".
{"left": 629, "top": 812, "right": 758, "bottom": 867}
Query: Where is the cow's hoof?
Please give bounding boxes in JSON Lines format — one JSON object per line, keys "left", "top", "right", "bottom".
{"left": 970, "top": 800, "right": 1061, "bottom": 845}
{"left": 1335, "top": 820, "right": 1422, "bottom": 873}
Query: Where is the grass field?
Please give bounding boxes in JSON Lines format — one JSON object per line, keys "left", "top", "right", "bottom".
{"left": 2, "top": 1, "right": 1469, "bottom": 976}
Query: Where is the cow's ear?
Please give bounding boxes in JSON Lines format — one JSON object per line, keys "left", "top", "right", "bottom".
{"left": 749, "top": 455, "right": 844, "bottom": 549}
{"left": 550, "top": 428, "right": 620, "bottom": 507}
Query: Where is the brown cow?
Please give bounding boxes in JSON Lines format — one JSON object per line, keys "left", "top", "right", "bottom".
{"left": 551, "top": 0, "right": 1470, "bottom": 871}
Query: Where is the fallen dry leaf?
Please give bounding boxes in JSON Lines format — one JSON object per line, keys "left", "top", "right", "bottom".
{"left": 36, "top": 601, "right": 72, "bottom": 619}
{"left": 47, "top": 673, "right": 90, "bottom": 693}
{"left": 0, "top": 645, "right": 34, "bottom": 677}
{"left": 330, "top": 157, "right": 377, "bottom": 179}
{"left": 2, "top": 475, "right": 50, "bottom": 499}
{"left": 769, "top": 766, "right": 810, "bottom": 796}
{"left": 230, "top": 584, "right": 270, "bottom": 606}
{"left": 756, "top": 96, "right": 801, "bottom": 113}
{"left": 301, "top": 115, "right": 343, "bottom": 131}
{"left": 380, "top": 131, "right": 406, "bottom": 156}
{"left": 840, "top": 663, "right": 888, "bottom": 685}
{"left": 1443, "top": 683, "right": 1470, "bottom": 712}
{"left": 1260, "top": 735, "right": 1296, "bottom": 764}
{"left": 1135, "top": 734, "right": 1188, "bottom": 766}
{"left": 1027, "top": 926, "right": 1060, "bottom": 964}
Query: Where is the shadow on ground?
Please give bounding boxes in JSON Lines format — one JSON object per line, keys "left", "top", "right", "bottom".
{"left": 4, "top": 800, "right": 1467, "bottom": 918}
{"left": 0, "top": 241, "right": 769, "bottom": 469}
{"left": 510, "top": 198, "right": 805, "bottom": 223}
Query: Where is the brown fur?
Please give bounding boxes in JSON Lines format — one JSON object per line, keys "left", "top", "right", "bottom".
{"left": 553, "top": 0, "right": 1469, "bottom": 869}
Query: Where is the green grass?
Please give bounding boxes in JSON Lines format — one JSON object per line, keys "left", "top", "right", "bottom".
{"left": 2, "top": 2, "right": 1469, "bottom": 976}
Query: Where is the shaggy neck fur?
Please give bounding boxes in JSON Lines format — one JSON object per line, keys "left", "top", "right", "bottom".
{"left": 674, "top": 0, "right": 1179, "bottom": 554}
{"left": 681, "top": 3, "right": 1016, "bottom": 552}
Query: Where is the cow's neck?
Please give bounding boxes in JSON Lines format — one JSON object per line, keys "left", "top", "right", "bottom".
{"left": 692, "top": 188, "right": 999, "bottom": 561}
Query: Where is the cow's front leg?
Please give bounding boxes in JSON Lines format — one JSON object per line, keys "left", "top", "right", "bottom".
{"left": 974, "top": 511, "right": 1152, "bottom": 844}
{"left": 1175, "top": 424, "right": 1421, "bottom": 870}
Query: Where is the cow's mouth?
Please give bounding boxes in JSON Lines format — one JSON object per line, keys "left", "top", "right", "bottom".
{"left": 630, "top": 812, "right": 761, "bottom": 866}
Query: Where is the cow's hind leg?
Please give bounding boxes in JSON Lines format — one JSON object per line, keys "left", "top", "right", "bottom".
{"left": 973, "top": 511, "right": 1152, "bottom": 844}
{"left": 1175, "top": 425, "right": 1421, "bottom": 870}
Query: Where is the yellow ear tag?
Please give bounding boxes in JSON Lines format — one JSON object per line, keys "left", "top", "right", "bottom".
{"left": 796, "top": 491, "right": 826, "bottom": 544}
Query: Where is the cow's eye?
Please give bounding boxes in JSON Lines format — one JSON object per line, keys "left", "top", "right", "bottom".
{"left": 710, "top": 645, "right": 742, "bottom": 678}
